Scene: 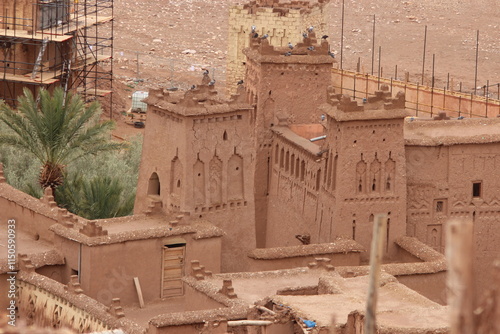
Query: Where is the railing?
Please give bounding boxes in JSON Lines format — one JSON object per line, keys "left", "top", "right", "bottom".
{"left": 331, "top": 68, "right": 500, "bottom": 119}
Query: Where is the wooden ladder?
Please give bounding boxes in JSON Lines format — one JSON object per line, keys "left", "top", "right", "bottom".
{"left": 31, "top": 37, "right": 49, "bottom": 79}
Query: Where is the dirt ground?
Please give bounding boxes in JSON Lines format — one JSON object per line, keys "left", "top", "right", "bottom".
{"left": 106, "top": 0, "right": 500, "bottom": 138}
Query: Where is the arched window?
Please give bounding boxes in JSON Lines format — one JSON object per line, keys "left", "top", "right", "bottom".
{"left": 148, "top": 172, "right": 160, "bottom": 195}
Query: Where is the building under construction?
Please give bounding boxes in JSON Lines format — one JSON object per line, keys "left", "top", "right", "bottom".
{"left": 0, "top": 0, "right": 113, "bottom": 107}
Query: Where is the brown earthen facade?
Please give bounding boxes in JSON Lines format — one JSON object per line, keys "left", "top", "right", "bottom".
{"left": 1, "top": 1, "right": 500, "bottom": 333}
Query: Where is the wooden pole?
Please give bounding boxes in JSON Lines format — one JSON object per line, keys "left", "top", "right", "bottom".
{"left": 474, "top": 30, "right": 479, "bottom": 95}
{"left": 228, "top": 320, "right": 273, "bottom": 326}
{"left": 364, "top": 214, "right": 388, "bottom": 334}
{"left": 136, "top": 51, "right": 140, "bottom": 79}
{"left": 494, "top": 261, "right": 500, "bottom": 332}
{"left": 371, "top": 15, "right": 375, "bottom": 75}
{"left": 377, "top": 46, "right": 381, "bottom": 89}
{"left": 446, "top": 219, "right": 476, "bottom": 334}
{"left": 421, "top": 25, "right": 427, "bottom": 85}
{"left": 340, "top": 0, "right": 345, "bottom": 70}
{"left": 256, "top": 305, "right": 276, "bottom": 316}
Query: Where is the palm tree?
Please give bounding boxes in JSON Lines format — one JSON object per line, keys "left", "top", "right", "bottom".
{"left": 56, "top": 173, "right": 135, "bottom": 220}
{"left": 0, "top": 87, "right": 126, "bottom": 190}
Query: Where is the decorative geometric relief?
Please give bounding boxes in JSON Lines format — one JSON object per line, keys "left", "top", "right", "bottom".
{"left": 427, "top": 224, "right": 442, "bottom": 252}
{"left": 280, "top": 148, "right": 285, "bottom": 168}
{"left": 228, "top": 154, "right": 244, "bottom": 200}
{"left": 385, "top": 157, "right": 395, "bottom": 192}
{"left": 295, "top": 158, "right": 300, "bottom": 178}
{"left": 326, "top": 152, "right": 333, "bottom": 187}
{"left": 209, "top": 156, "right": 223, "bottom": 205}
{"left": 170, "top": 157, "right": 183, "bottom": 206}
{"left": 285, "top": 151, "right": 290, "bottom": 172}
{"left": 370, "top": 155, "right": 381, "bottom": 193}
{"left": 300, "top": 160, "right": 306, "bottom": 182}
{"left": 356, "top": 156, "right": 367, "bottom": 194}
{"left": 330, "top": 154, "right": 338, "bottom": 190}
{"left": 315, "top": 169, "right": 321, "bottom": 191}
{"left": 193, "top": 159, "right": 205, "bottom": 206}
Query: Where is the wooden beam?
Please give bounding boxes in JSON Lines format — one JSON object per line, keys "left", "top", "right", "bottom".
{"left": 256, "top": 305, "right": 276, "bottom": 316}
{"left": 227, "top": 320, "right": 273, "bottom": 326}
{"left": 133, "top": 277, "right": 145, "bottom": 308}
{"left": 446, "top": 219, "right": 475, "bottom": 334}
{"left": 364, "top": 213, "right": 387, "bottom": 334}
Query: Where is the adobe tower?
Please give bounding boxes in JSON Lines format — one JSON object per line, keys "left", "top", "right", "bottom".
{"left": 243, "top": 32, "right": 335, "bottom": 246}
{"left": 227, "top": 0, "right": 330, "bottom": 95}
{"left": 135, "top": 76, "right": 256, "bottom": 272}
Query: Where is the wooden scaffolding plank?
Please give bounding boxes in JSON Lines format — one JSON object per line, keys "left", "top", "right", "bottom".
{"left": 37, "top": 16, "right": 113, "bottom": 36}
{"left": 72, "top": 54, "right": 111, "bottom": 70}
{"left": 1, "top": 72, "right": 60, "bottom": 85}
{"left": 76, "top": 88, "right": 112, "bottom": 97}
{"left": 0, "top": 29, "right": 73, "bottom": 42}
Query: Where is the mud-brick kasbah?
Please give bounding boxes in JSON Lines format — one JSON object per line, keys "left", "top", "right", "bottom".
{"left": 1, "top": 0, "right": 500, "bottom": 333}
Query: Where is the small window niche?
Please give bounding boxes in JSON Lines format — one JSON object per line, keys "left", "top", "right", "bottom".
{"left": 472, "top": 182, "right": 482, "bottom": 198}
{"left": 435, "top": 201, "right": 444, "bottom": 212}
{"left": 434, "top": 199, "right": 447, "bottom": 214}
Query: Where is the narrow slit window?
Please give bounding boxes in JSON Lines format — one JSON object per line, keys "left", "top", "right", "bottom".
{"left": 472, "top": 182, "right": 482, "bottom": 198}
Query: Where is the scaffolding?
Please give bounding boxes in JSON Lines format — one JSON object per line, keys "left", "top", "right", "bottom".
{"left": 0, "top": 0, "right": 113, "bottom": 113}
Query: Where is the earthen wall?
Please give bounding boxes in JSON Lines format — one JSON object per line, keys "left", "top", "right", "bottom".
{"left": 74, "top": 234, "right": 221, "bottom": 306}
{"left": 406, "top": 142, "right": 500, "bottom": 294}
{"left": 0, "top": 191, "right": 58, "bottom": 242}
{"left": 248, "top": 252, "right": 361, "bottom": 271}
{"left": 136, "top": 91, "right": 257, "bottom": 272}
{"left": 244, "top": 40, "right": 334, "bottom": 247}
{"left": 395, "top": 272, "right": 447, "bottom": 305}
{"left": 266, "top": 135, "right": 331, "bottom": 247}
{"left": 0, "top": 0, "right": 35, "bottom": 29}
{"left": 134, "top": 107, "right": 188, "bottom": 214}
{"left": 331, "top": 115, "right": 407, "bottom": 259}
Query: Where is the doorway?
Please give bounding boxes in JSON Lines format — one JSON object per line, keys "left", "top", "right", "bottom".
{"left": 161, "top": 242, "right": 185, "bottom": 298}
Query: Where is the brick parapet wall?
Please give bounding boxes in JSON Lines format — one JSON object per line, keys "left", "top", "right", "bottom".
{"left": 227, "top": 0, "right": 330, "bottom": 95}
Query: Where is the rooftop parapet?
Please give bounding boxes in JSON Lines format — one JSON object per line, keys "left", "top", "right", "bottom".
{"left": 320, "top": 85, "right": 409, "bottom": 121}
{"left": 143, "top": 74, "right": 251, "bottom": 117}
{"left": 243, "top": 0, "right": 330, "bottom": 14}
{"left": 246, "top": 30, "right": 334, "bottom": 61}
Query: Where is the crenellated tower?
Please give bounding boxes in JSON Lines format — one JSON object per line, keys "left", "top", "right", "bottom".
{"left": 135, "top": 75, "right": 256, "bottom": 272}
{"left": 243, "top": 32, "right": 335, "bottom": 246}
{"left": 321, "top": 85, "right": 409, "bottom": 258}
{"left": 227, "top": 0, "right": 330, "bottom": 95}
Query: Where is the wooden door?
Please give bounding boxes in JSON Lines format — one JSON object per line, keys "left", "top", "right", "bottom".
{"left": 161, "top": 245, "right": 185, "bottom": 298}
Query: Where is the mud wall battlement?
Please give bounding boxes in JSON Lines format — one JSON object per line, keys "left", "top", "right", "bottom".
{"left": 227, "top": 0, "right": 330, "bottom": 95}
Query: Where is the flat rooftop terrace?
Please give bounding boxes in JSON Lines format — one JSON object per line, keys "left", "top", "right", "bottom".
{"left": 404, "top": 117, "right": 500, "bottom": 146}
